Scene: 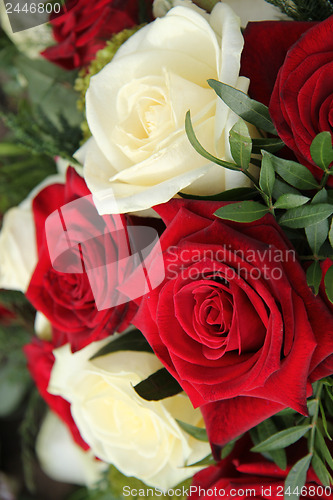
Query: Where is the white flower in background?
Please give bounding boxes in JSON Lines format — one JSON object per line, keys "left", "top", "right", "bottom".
{"left": 222, "top": 0, "right": 290, "bottom": 26}
{"left": 36, "top": 411, "right": 107, "bottom": 486}
{"left": 48, "top": 339, "right": 210, "bottom": 490}
{"left": 0, "top": 171, "right": 65, "bottom": 293}
{"left": 34, "top": 312, "right": 52, "bottom": 341}
{"left": 153, "top": 0, "right": 289, "bottom": 25}
{"left": 0, "top": 2, "right": 54, "bottom": 59}
{"left": 77, "top": 3, "right": 252, "bottom": 214}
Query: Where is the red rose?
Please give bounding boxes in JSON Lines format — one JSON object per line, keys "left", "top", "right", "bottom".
{"left": 24, "top": 330, "right": 88, "bottom": 450}
{"left": 133, "top": 199, "right": 333, "bottom": 449}
{"left": 189, "top": 435, "right": 333, "bottom": 499}
{"left": 269, "top": 16, "right": 333, "bottom": 183}
{"left": 42, "top": 0, "right": 153, "bottom": 70}
{"left": 241, "top": 21, "right": 314, "bottom": 107}
{"left": 26, "top": 167, "right": 137, "bottom": 352}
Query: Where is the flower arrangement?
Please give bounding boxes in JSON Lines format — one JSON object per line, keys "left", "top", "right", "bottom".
{"left": 0, "top": 0, "right": 333, "bottom": 499}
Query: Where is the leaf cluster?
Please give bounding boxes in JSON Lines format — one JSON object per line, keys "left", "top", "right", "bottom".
{"left": 184, "top": 80, "right": 333, "bottom": 303}
{"left": 249, "top": 379, "right": 333, "bottom": 497}
{"left": 1, "top": 104, "right": 82, "bottom": 163}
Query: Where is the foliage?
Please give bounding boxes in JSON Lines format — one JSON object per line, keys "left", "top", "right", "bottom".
{"left": 1, "top": 105, "right": 82, "bottom": 163}
{"left": 66, "top": 466, "right": 192, "bottom": 500}
{"left": 0, "top": 138, "right": 57, "bottom": 213}
{"left": 264, "top": 0, "right": 333, "bottom": 21}
{"left": 185, "top": 79, "right": 333, "bottom": 302}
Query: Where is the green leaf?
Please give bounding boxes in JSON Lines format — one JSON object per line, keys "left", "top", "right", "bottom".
{"left": 134, "top": 368, "right": 183, "bottom": 401}
{"left": 194, "top": 0, "right": 220, "bottom": 12}
{"left": 259, "top": 151, "right": 275, "bottom": 198}
{"left": 306, "top": 261, "right": 322, "bottom": 295}
{"left": 310, "top": 132, "right": 333, "bottom": 171}
{"left": 251, "top": 425, "right": 311, "bottom": 453}
{"left": 178, "top": 187, "right": 258, "bottom": 202}
{"left": 90, "top": 330, "right": 153, "bottom": 360}
{"left": 185, "top": 111, "right": 239, "bottom": 170}
{"left": 307, "top": 398, "right": 318, "bottom": 418}
{"left": 252, "top": 137, "right": 285, "bottom": 154}
{"left": 315, "top": 428, "right": 333, "bottom": 470}
{"left": 185, "top": 454, "right": 215, "bottom": 468}
{"left": 275, "top": 408, "right": 297, "bottom": 417}
{"left": 214, "top": 201, "right": 269, "bottom": 223}
{"left": 208, "top": 79, "right": 277, "bottom": 135}
{"left": 312, "top": 188, "right": 328, "bottom": 204}
{"left": 319, "top": 399, "right": 331, "bottom": 440}
{"left": 312, "top": 453, "right": 332, "bottom": 487}
{"left": 256, "top": 419, "right": 287, "bottom": 470}
{"left": 324, "top": 265, "right": 333, "bottom": 304}
{"left": 15, "top": 55, "right": 82, "bottom": 127}
{"left": 274, "top": 194, "right": 310, "bottom": 210}
{"left": 279, "top": 204, "right": 333, "bottom": 228}
{"left": 229, "top": 119, "right": 252, "bottom": 169}
{"left": 0, "top": 363, "right": 31, "bottom": 417}
{"left": 176, "top": 420, "right": 209, "bottom": 442}
{"left": 266, "top": 152, "right": 319, "bottom": 190}
{"left": 329, "top": 220, "right": 333, "bottom": 248}
{"left": 221, "top": 440, "right": 237, "bottom": 459}
{"left": 284, "top": 454, "right": 312, "bottom": 500}
{"left": 305, "top": 220, "right": 329, "bottom": 255}
{"left": 272, "top": 179, "right": 300, "bottom": 200}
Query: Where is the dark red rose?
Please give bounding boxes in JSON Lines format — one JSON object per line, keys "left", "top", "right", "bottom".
{"left": 26, "top": 167, "right": 137, "bottom": 352}
{"left": 42, "top": 0, "right": 153, "bottom": 70}
{"left": 189, "top": 435, "right": 333, "bottom": 499}
{"left": 24, "top": 330, "right": 88, "bottom": 450}
{"left": 268, "top": 16, "right": 333, "bottom": 184}
{"left": 241, "top": 21, "right": 315, "bottom": 107}
{"left": 133, "top": 199, "right": 333, "bottom": 450}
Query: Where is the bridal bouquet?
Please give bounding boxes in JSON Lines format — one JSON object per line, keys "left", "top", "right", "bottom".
{"left": 0, "top": 0, "right": 333, "bottom": 499}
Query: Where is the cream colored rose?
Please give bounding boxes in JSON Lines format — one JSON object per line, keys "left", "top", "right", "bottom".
{"left": 36, "top": 411, "right": 107, "bottom": 486}
{"left": 48, "top": 339, "right": 210, "bottom": 490}
{"left": 77, "top": 4, "right": 251, "bottom": 215}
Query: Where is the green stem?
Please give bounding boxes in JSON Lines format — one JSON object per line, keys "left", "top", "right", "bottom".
{"left": 242, "top": 169, "right": 261, "bottom": 190}
{"left": 319, "top": 172, "right": 329, "bottom": 190}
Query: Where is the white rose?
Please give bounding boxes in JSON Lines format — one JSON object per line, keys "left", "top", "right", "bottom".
{"left": 48, "top": 339, "right": 210, "bottom": 490}
{"left": 77, "top": 4, "right": 251, "bottom": 215}
{"left": 0, "top": 173, "right": 65, "bottom": 293}
{"left": 36, "top": 411, "right": 107, "bottom": 486}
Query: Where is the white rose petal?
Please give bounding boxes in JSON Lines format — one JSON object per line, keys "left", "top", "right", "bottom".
{"left": 77, "top": 4, "right": 251, "bottom": 214}
{"left": 153, "top": 0, "right": 209, "bottom": 18}
{"left": 36, "top": 411, "right": 107, "bottom": 486}
{"left": 48, "top": 339, "right": 210, "bottom": 490}
{"left": 34, "top": 312, "right": 52, "bottom": 341}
